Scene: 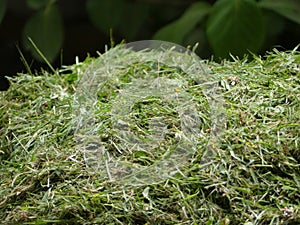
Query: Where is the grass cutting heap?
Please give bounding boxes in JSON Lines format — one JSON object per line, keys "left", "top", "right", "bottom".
{"left": 0, "top": 42, "right": 299, "bottom": 224}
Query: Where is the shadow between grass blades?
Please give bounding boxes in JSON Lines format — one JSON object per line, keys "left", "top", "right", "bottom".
{"left": 72, "top": 40, "right": 226, "bottom": 186}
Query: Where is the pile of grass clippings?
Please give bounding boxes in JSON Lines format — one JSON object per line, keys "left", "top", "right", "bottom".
{"left": 0, "top": 45, "right": 299, "bottom": 225}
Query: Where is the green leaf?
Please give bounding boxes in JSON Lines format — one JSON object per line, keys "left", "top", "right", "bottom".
{"left": 86, "top": 0, "right": 125, "bottom": 33}
{"left": 207, "top": 0, "right": 265, "bottom": 58}
{"left": 27, "top": 0, "right": 53, "bottom": 10}
{"left": 0, "top": 0, "right": 6, "bottom": 24}
{"left": 22, "top": 5, "right": 63, "bottom": 62}
{"left": 258, "top": 0, "right": 300, "bottom": 25}
{"left": 153, "top": 2, "right": 211, "bottom": 44}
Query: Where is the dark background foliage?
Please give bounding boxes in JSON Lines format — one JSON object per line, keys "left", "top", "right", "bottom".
{"left": 0, "top": 0, "right": 299, "bottom": 90}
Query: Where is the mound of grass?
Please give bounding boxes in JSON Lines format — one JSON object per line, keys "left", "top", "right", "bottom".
{"left": 0, "top": 45, "right": 299, "bottom": 225}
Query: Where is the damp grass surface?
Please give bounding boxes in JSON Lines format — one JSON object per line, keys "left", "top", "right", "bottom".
{"left": 0, "top": 45, "right": 300, "bottom": 224}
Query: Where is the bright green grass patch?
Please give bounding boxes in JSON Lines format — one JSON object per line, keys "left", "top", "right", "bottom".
{"left": 0, "top": 46, "right": 299, "bottom": 224}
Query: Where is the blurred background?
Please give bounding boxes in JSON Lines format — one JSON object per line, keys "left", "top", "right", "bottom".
{"left": 0, "top": 0, "right": 299, "bottom": 90}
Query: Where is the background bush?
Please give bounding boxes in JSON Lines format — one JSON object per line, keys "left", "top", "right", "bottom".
{"left": 0, "top": 0, "right": 299, "bottom": 89}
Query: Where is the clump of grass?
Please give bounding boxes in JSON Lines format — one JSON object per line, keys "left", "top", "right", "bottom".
{"left": 0, "top": 45, "right": 299, "bottom": 224}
